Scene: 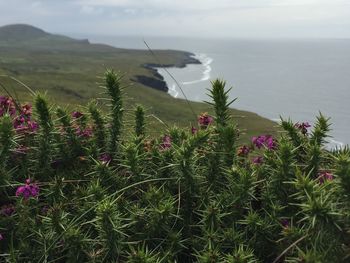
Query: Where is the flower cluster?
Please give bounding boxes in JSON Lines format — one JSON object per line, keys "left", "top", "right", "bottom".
{"left": 252, "top": 156, "right": 264, "bottom": 165}
{"left": 318, "top": 171, "right": 334, "bottom": 184}
{"left": 12, "top": 103, "right": 39, "bottom": 134}
{"left": 198, "top": 112, "right": 213, "bottom": 128}
{"left": 15, "top": 179, "right": 40, "bottom": 200}
{"left": 0, "top": 96, "right": 16, "bottom": 117}
{"left": 1, "top": 204, "right": 15, "bottom": 216}
{"left": 75, "top": 126, "right": 93, "bottom": 138}
{"left": 295, "top": 122, "right": 311, "bottom": 135}
{"left": 160, "top": 135, "right": 171, "bottom": 150}
{"left": 99, "top": 153, "right": 112, "bottom": 164}
{"left": 237, "top": 145, "right": 250, "bottom": 157}
{"left": 252, "top": 135, "right": 277, "bottom": 150}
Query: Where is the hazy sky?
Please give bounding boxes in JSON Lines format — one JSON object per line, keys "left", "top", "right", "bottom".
{"left": 0, "top": 0, "right": 349, "bottom": 38}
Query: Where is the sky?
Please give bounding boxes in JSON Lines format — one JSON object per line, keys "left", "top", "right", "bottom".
{"left": 0, "top": 0, "right": 349, "bottom": 38}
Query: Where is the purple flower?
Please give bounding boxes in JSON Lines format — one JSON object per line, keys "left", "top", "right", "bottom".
{"left": 21, "top": 104, "right": 32, "bottom": 117}
{"left": 265, "top": 136, "right": 277, "bottom": 150}
{"left": 252, "top": 156, "right": 264, "bottom": 165}
{"left": 16, "top": 179, "right": 40, "bottom": 200}
{"left": 191, "top": 126, "right": 198, "bottom": 135}
{"left": 198, "top": 113, "right": 214, "bottom": 128}
{"left": 76, "top": 127, "right": 93, "bottom": 138}
{"left": 237, "top": 145, "right": 250, "bottom": 157}
{"left": 318, "top": 171, "right": 334, "bottom": 184}
{"left": 99, "top": 153, "right": 112, "bottom": 164}
{"left": 160, "top": 135, "right": 172, "bottom": 150}
{"left": 295, "top": 122, "right": 311, "bottom": 135}
{"left": 281, "top": 219, "right": 290, "bottom": 228}
{"left": 252, "top": 135, "right": 266, "bottom": 149}
{"left": 252, "top": 135, "right": 277, "bottom": 150}
{"left": 1, "top": 204, "right": 15, "bottom": 216}
{"left": 72, "top": 111, "right": 83, "bottom": 118}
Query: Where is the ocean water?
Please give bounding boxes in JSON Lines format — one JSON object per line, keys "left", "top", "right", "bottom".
{"left": 85, "top": 35, "right": 350, "bottom": 147}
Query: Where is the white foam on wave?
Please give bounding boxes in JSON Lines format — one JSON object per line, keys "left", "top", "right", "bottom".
{"left": 168, "top": 83, "right": 179, "bottom": 98}
{"left": 182, "top": 53, "right": 213, "bottom": 85}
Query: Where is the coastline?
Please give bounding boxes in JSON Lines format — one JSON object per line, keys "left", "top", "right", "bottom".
{"left": 132, "top": 52, "right": 201, "bottom": 92}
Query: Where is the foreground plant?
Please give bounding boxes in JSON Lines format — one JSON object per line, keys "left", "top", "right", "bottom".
{"left": 0, "top": 72, "right": 349, "bottom": 262}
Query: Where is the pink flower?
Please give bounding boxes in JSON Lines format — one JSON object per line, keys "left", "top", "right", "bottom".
{"left": 16, "top": 179, "right": 40, "bottom": 200}
{"left": 318, "top": 171, "right": 334, "bottom": 184}
{"left": 198, "top": 113, "right": 214, "bottom": 128}
{"left": 1, "top": 204, "right": 15, "bottom": 216}
{"left": 72, "top": 111, "right": 83, "bottom": 118}
{"left": 237, "top": 145, "right": 250, "bottom": 157}
{"left": 99, "top": 153, "right": 112, "bottom": 164}
{"left": 191, "top": 126, "right": 198, "bottom": 135}
{"left": 252, "top": 135, "right": 277, "bottom": 150}
{"left": 160, "top": 135, "right": 172, "bottom": 150}
{"left": 252, "top": 156, "right": 264, "bottom": 165}
{"left": 295, "top": 122, "right": 311, "bottom": 135}
{"left": 21, "top": 104, "right": 32, "bottom": 117}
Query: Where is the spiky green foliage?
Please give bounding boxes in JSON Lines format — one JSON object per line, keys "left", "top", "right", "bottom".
{"left": 0, "top": 71, "right": 349, "bottom": 263}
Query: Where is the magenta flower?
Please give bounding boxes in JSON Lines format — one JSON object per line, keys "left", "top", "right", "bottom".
{"left": 295, "top": 122, "right": 311, "bottom": 135}
{"left": 16, "top": 179, "right": 40, "bottom": 200}
{"left": 72, "top": 111, "right": 83, "bottom": 118}
{"left": 99, "top": 153, "right": 112, "bottom": 164}
{"left": 281, "top": 219, "right": 290, "bottom": 228}
{"left": 0, "top": 96, "right": 16, "bottom": 117}
{"left": 21, "top": 104, "right": 32, "bottom": 117}
{"left": 191, "top": 126, "right": 198, "bottom": 135}
{"left": 76, "top": 127, "right": 93, "bottom": 138}
{"left": 252, "top": 156, "right": 264, "bottom": 165}
{"left": 252, "top": 135, "right": 277, "bottom": 150}
{"left": 198, "top": 113, "right": 214, "bottom": 128}
{"left": 252, "top": 136, "right": 266, "bottom": 149}
{"left": 237, "top": 145, "right": 250, "bottom": 157}
{"left": 160, "top": 135, "right": 172, "bottom": 150}
{"left": 1, "top": 204, "right": 15, "bottom": 216}
{"left": 318, "top": 171, "right": 334, "bottom": 184}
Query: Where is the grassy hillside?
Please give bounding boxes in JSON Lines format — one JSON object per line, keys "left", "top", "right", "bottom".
{"left": 0, "top": 24, "right": 277, "bottom": 141}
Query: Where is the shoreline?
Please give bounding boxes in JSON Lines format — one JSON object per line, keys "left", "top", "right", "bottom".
{"left": 133, "top": 52, "right": 201, "bottom": 92}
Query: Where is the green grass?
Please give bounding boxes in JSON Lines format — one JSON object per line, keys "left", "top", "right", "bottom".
{"left": 0, "top": 24, "right": 278, "bottom": 142}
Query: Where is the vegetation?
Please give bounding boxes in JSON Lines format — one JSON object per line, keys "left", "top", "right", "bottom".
{"left": 0, "top": 24, "right": 276, "bottom": 142}
{"left": 0, "top": 70, "right": 349, "bottom": 262}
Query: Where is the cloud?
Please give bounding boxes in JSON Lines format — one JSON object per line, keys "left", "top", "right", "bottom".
{"left": 0, "top": 0, "right": 349, "bottom": 38}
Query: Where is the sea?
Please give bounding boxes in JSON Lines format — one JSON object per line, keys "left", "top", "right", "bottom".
{"left": 83, "top": 35, "right": 350, "bottom": 148}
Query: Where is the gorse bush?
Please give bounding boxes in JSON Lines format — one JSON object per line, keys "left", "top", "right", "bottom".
{"left": 0, "top": 70, "right": 349, "bottom": 262}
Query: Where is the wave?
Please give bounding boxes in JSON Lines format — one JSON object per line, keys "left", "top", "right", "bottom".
{"left": 168, "top": 83, "right": 179, "bottom": 98}
{"left": 182, "top": 54, "right": 213, "bottom": 85}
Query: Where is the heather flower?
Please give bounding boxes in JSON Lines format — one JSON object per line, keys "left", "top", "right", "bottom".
{"left": 281, "top": 219, "right": 290, "bottom": 228}
{"left": 21, "top": 104, "right": 32, "bottom": 117}
{"left": 252, "top": 156, "right": 263, "bottom": 165}
{"left": 252, "top": 135, "right": 266, "bottom": 149}
{"left": 99, "top": 153, "right": 112, "bottom": 164}
{"left": 76, "top": 127, "right": 93, "bottom": 138}
{"left": 252, "top": 135, "right": 277, "bottom": 150}
{"left": 265, "top": 136, "right": 277, "bottom": 150}
{"left": 72, "top": 111, "right": 84, "bottom": 118}
{"left": 191, "top": 126, "right": 198, "bottom": 135}
{"left": 318, "top": 171, "right": 334, "bottom": 184}
{"left": 1, "top": 204, "right": 15, "bottom": 216}
{"left": 16, "top": 179, "right": 40, "bottom": 200}
{"left": 198, "top": 112, "right": 213, "bottom": 128}
{"left": 237, "top": 145, "right": 250, "bottom": 157}
{"left": 295, "top": 122, "right": 311, "bottom": 135}
{"left": 160, "top": 135, "right": 171, "bottom": 150}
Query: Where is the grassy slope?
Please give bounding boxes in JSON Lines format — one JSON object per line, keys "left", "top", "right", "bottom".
{"left": 0, "top": 25, "right": 277, "bottom": 142}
